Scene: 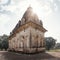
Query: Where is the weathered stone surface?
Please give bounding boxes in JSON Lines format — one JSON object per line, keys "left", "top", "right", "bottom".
{"left": 8, "top": 7, "right": 47, "bottom": 53}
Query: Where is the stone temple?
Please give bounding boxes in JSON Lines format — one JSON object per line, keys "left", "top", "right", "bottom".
{"left": 8, "top": 7, "right": 47, "bottom": 53}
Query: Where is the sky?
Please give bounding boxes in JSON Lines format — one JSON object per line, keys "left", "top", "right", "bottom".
{"left": 0, "top": 0, "right": 60, "bottom": 42}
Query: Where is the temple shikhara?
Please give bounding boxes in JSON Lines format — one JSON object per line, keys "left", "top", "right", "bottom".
{"left": 8, "top": 7, "right": 47, "bottom": 53}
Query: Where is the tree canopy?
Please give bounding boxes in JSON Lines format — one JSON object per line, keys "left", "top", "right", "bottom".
{"left": 0, "top": 34, "right": 8, "bottom": 50}
{"left": 45, "top": 37, "right": 56, "bottom": 50}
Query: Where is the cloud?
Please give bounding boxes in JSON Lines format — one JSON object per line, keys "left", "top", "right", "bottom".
{"left": 49, "top": 0, "right": 60, "bottom": 12}
{"left": 0, "top": 14, "right": 10, "bottom": 35}
{"left": 0, "top": 14, "right": 9, "bottom": 25}
{"left": 0, "top": 0, "right": 12, "bottom": 15}
{"left": 0, "top": 0, "right": 11, "bottom": 6}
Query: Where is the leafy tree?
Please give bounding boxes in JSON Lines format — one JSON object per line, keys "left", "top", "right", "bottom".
{"left": 0, "top": 39, "right": 2, "bottom": 50}
{"left": 0, "top": 34, "right": 8, "bottom": 50}
{"left": 2, "top": 39, "right": 8, "bottom": 50}
{"left": 55, "top": 43, "right": 60, "bottom": 49}
{"left": 45, "top": 37, "right": 56, "bottom": 50}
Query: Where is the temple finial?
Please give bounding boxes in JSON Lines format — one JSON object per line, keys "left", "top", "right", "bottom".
{"left": 27, "top": 5, "right": 32, "bottom": 10}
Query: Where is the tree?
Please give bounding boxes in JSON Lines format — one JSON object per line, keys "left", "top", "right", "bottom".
{"left": 45, "top": 37, "right": 56, "bottom": 50}
{"left": 0, "top": 34, "right": 8, "bottom": 50}
{"left": 0, "top": 39, "right": 2, "bottom": 50}
{"left": 55, "top": 43, "right": 60, "bottom": 49}
{"left": 2, "top": 39, "right": 8, "bottom": 50}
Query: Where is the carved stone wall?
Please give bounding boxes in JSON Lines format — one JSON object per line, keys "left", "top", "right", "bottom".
{"left": 30, "top": 27, "right": 44, "bottom": 48}
{"left": 9, "top": 26, "right": 45, "bottom": 53}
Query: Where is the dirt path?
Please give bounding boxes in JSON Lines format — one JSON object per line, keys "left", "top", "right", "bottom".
{"left": 0, "top": 51, "right": 60, "bottom": 60}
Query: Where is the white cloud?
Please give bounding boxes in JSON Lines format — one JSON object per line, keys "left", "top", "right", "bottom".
{"left": 4, "top": 5, "right": 17, "bottom": 12}
{"left": 0, "top": 14, "right": 10, "bottom": 35}
{"left": 0, "top": 0, "right": 11, "bottom": 5}
{"left": 0, "top": 0, "right": 8, "bottom": 4}
{"left": 49, "top": 0, "right": 54, "bottom": 3}
{"left": 0, "top": 14, "right": 9, "bottom": 25}
{"left": 54, "top": 3, "right": 58, "bottom": 11}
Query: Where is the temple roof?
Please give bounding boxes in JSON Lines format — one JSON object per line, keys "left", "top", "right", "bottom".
{"left": 21, "top": 6, "right": 41, "bottom": 25}
{"left": 10, "top": 7, "right": 44, "bottom": 35}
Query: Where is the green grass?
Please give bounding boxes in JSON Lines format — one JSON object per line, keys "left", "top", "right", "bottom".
{"left": 48, "top": 49, "right": 60, "bottom": 52}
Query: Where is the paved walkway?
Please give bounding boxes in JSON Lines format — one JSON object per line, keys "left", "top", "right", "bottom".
{"left": 0, "top": 51, "right": 60, "bottom": 60}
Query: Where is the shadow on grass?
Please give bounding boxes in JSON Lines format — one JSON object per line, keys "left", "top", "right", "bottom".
{"left": 1, "top": 51, "right": 60, "bottom": 60}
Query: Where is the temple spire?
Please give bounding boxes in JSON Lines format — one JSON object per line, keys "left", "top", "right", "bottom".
{"left": 21, "top": 6, "right": 43, "bottom": 26}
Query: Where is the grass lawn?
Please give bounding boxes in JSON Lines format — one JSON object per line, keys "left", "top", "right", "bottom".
{"left": 48, "top": 49, "right": 60, "bottom": 52}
